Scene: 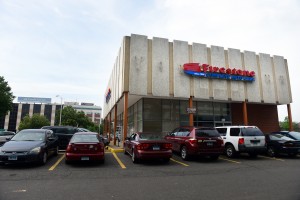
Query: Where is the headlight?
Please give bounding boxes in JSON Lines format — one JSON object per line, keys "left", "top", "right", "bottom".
{"left": 30, "top": 147, "right": 41, "bottom": 154}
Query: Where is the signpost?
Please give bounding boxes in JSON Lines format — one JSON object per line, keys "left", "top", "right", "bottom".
{"left": 186, "top": 108, "right": 196, "bottom": 114}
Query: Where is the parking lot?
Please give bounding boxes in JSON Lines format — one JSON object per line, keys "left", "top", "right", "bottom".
{"left": 1, "top": 150, "right": 300, "bottom": 200}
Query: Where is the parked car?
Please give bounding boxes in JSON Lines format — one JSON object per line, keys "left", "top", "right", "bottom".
{"left": 0, "top": 129, "right": 59, "bottom": 165}
{"left": 272, "top": 131, "right": 300, "bottom": 141}
{"left": 124, "top": 132, "right": 172, "bottom": 163}
{"left": 215, "top": 126, "right": 266, "bottom": 158}
{"left": 165, "top": 127, "right": 224, "bottom": 160}
{"left": 65, "top": 132, "right": 105, "bottom": 164}
{"left": 0, "top": 131, "right": 15, "bottom": 146}
{"left": 265, "top": 133, "right": 300, "bottom": 157}
{"left": 41, "top": 126, "right": 81, "bottom": 150}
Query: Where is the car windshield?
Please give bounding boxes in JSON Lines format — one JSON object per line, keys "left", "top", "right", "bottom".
{"left": 11, "top": 130, "right": 45, "bottom": 141}
{"left": 196, "top": 128, "right": 220, "bottom": 137}
{"left": 241, "top": 128, "right": 264, "bottom": 136}
{"left": 270, "top": 134, "right": 294, "bottom": 141}
{"left": 289, "top": 132, "right": 300, "bottom": 140}
{"left": 139, "top": 133, "right": 164, "bottom": 140}
{"left": 70, "top": 134, "right": 99, "bottom": 143}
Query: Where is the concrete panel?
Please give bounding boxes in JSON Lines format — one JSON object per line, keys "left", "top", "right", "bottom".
{"left": 228, "top": 48, "right": 245, "bottom": 102}
{"left": 173, "top": 40, "right": 190, "bottom": 98}
{"left": 259, "top": 53, "right": 276, "bottom": 103}
{"left": 243, "top": 51, "right": 261, "bottom": 103}
{"left": 273, "top": 55, "right": 291, "bottom": 104}
{"left": 129, "top": 34, "right": 148, "bottom": 95}
{"left": 192, "top": 43, "right": 209, "bottom": 99}
{"left": 210, "top": 46, "right": 228, "bottom": 100}
{"left": 152, "top": 37, "right": 170, "bottom": 96}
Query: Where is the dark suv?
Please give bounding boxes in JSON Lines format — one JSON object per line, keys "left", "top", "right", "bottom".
{"left": 165, "top": 127, "right": 224, "bottom": 160}
{"left": 41, "top": 126, "right": 81, "bottom": 149}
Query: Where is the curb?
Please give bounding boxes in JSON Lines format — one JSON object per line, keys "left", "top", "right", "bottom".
{"left": 105, "top": 146, "right": 124, "bottom": 153}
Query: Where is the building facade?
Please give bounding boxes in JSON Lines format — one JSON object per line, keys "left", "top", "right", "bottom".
{"left": 103, "top": 34, "right": 293, "bottom": 143}
{"left": 0, "top": 101, "right": 102, "bottom": 132}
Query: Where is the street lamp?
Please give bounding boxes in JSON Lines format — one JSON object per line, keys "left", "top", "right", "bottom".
{"left": 56, "top": 95, "right": 63, "bottom": 126}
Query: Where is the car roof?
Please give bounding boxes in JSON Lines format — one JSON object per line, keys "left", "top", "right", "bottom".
{"left": 215, "top": 126, "right": 258, "bottom": 128}
{"left": 74, "top": 132, "right": 98, "bottom": 135}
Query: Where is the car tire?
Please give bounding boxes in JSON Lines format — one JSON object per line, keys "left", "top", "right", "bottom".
{"left": 124, "top": 149, "right": 128, "bottom": 155}
{"left": 132, "top": 150, "right": 139, "bottom": 163}
{"left": 210, "top": 155, "right": 219, "bottom": 160}
{"left": 248, "top": 153, "right": 258, "bottom": 158}
{"left": 181, "top": 146, "right": 189, "bottom": 161}
{"left": 54, "top": 146, "right": 59, "bottom": 156}
{"left": 267, "top": 146, "right": 276, "bottom": 157}
{"left": 40, "top": 152, "right": 47, "bottom": 165}
{"left": 225, "top": 144, "right": 236, "bottom": 158}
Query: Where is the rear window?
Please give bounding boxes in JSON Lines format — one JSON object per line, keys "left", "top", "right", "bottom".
{"left": 139, "top": 133, "right": 164, "bottom": 140}
{"left": 51, "top": 128, "right": 76, "bottom": 134}
{"left": 270, "top": 134, "right": 294, "bottom": 141}
{"left": 241, "top": 128, "right": 264, "bottom": 136}
{"left": 289, "top": 132, "right": 300, "bottom": 140}
{"left": 71, "top": 134, "right": 99, "bottom": 143}
{"left": 196, "top": 128, "right": 220, "bottom": 137}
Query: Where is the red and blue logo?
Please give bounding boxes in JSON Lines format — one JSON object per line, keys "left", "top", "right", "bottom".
{"left": 183, "top": 63, "right": 255, "bottom": 82}
{"left": 105, "top": 88, "right": 111, "bottom": 103}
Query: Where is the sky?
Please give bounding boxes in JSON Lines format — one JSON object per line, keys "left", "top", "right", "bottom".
{"left": 0, "top": 0, "right": 299, "bottom": 122}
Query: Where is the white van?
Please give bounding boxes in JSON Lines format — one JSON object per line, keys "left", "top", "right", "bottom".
{"left": 215, "top": 126, "right": 266, "bottom": 158}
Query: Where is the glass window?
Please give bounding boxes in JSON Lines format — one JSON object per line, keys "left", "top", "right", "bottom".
{"left": 288, "top": 132, "right": 300, "bottom": 140}
{"left": 214, "top": 102, "right": 231, "bottom": 121}
{"left": 241, "top": 127, "right": 264, "bottom": 136}
{"left": 139, "top": 133, "right": 164, "bottom": 140}
{"left": 144, "top": 98, "right": 161, "bottom": 120}
{"left": 162, "top": 100, "right": 171, "bottom": 120}
{"left": 216, "top": 128, "right": 227, "bottom": 136}
{"left": 143, "top": 121, "right": 162, "bottom": 132}
{"left": 270, "top": 134, "right": 293, "bottom": 141}
{"left": 196, "top": 128, "right": 220, "bottom": 137}
{"left": 196, "top": 102, "right": 214, "bottom": 121}
{"left": 230, "top": 128, "right": 240, "bottom": 136}
{"left": 71, "top": 134, "right": 99, "bottom": 143}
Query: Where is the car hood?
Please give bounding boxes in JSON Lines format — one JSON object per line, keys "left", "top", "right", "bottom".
{"left": 1, "top": 141, "right": 44, "bottom": 151}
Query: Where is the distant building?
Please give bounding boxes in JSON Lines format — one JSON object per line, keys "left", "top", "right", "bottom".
{"left": 0, "top": 97, "right": 102, "bottom": 132}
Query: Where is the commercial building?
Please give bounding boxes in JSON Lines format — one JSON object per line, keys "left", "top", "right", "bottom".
{"left": 0, "top": 97, "right": 102, "bottom": 132}
{"left": 103, "top": 34, "right": 293, "bottom": 143}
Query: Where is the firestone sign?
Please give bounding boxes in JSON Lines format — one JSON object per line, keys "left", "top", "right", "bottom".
{"left": 183, "top": 63, "right": 255, "bottom": 82}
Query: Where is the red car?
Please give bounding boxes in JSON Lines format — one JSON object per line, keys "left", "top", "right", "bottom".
{"left": 165, "top": 127, "right": 224, "bottom": 160}
{"left": 124, "top": 132, "right": 172, "bottom": 163}
{"left": 65, "top": 132, "right": 105, "bottom": 164}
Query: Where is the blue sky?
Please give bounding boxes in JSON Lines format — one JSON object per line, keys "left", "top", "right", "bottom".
{"left": 0, "top": 0, "right": 300, "bottom": 122}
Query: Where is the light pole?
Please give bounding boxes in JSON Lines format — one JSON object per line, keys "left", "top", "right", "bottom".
{"left": 56, "top": 95, "right": 63, "bottom": 126}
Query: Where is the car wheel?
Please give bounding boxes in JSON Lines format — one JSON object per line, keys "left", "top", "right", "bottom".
{"left": 181, "top": 146, "right": 189, "bottom": 160}
{"left": 226, "top": 145, "right": 236, "bottom": 158}
{"left": 288, "top": 153, "right": 297, "bottom": 157}
{"left": 124, "top": 149, "right": 128, "bottom": 155}
{"left": 40, "top": 152, "right": 47, "bottom": 165}
{"left": 132, "top": 150, "right": 139, "bottom": 163}
{"left": 210, "top": 155, "right": 219, "bottom": 160}
{"left": 267, "top": 146, "right": 276, "bottom": 157}
{"left": 249, "top": 153, "right": 258, "bottom": 158}
{"left": 54, "top": 146, "right": 59, "bottom": 156}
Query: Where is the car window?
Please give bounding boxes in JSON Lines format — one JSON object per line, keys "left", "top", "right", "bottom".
{"left": 196, "top": 128, "right": 220, "bottom": 137}
{"left": 230, "top": 128, "right": 240, "bottom": 136}
{"left": 170, "top": 128, "right": 180, "bottom": 136}
{"left": 70, "top": 134, "right": 99, "bottom": 143}
{"left": 130, "top": 133, "right": 136, "bottom": 141}
{"left": 216, "top": 128, "right": 227, "bottom": 136}
{"left": 289, "top": 132, "right": 300, "bottom": 140}
{"left": 270, "top": 134, "right": 294, "bottom": 141}
{"left": 139, "top": 133, "right": 164, "bottom": 140}
{"left": 177, "top": 128, "right": 190, "bottom": 137}
{"left": 11, "top": 130, "right": 46, "bottom": 141}
{"left": 241, "top": 128, "right": 264, "bottom": 136}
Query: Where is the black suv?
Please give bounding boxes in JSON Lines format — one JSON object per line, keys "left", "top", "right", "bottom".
{"left": 41, "top": 126, "right": 81, "bottom": 149}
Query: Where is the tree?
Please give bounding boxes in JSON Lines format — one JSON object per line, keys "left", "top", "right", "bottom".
{"left": 279, "top": 117, "right": 299, "bottom": 131}
{"left": 18, "top": 114, "right": 50, "bottom": 131}
{"left": 0, "top": 76, "right": 15, "bottom": 117}
{"left": 55, "top": 106, "right": 95, "bottom": 128}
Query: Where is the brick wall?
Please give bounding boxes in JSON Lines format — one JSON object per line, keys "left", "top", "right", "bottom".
{"left": 231, "top": 103, "right": 280, "bottom": 133}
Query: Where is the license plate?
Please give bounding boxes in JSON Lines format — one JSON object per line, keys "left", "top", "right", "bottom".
{"left": 153, "top": 146, "right": 160, "bottom": 150}
{"left": 81, "top": 157, "right": 89, "bottom": 161}
{"left": 8, "top": 156, "right": 17, "bottom": 160}
{"left": 251, "top": 140, "right": 259, "bottom": 143}
{"left": 206, "top": 142, "right": 213, "bottom": 146}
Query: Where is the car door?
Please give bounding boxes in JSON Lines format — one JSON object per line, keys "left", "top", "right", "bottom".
{"left": 124, "top": 134, "right": 133, "bottom": 153}
{"left": 165, "top": 128, "right": 179, "bottom": 151}
{"left": 46, "top": 132, "right": 57, "bottom": 155}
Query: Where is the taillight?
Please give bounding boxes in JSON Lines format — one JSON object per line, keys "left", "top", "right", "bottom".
{"left": 238, "top": 138, "right": 244, "bottom": 145}
{"left": 189, "top": 139, "right": 197, "bottom": 145}
{"left": 163, "top": 143, "right": 172, "bottom": 149}
{"left": 136, "top": 143, "right": 150, "bottom": 150}
{"left": 96, "top": 143, "right": 104, "bottom": 151}
{"left": 66, "top": 144, "right": 72, "bottom": 152}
